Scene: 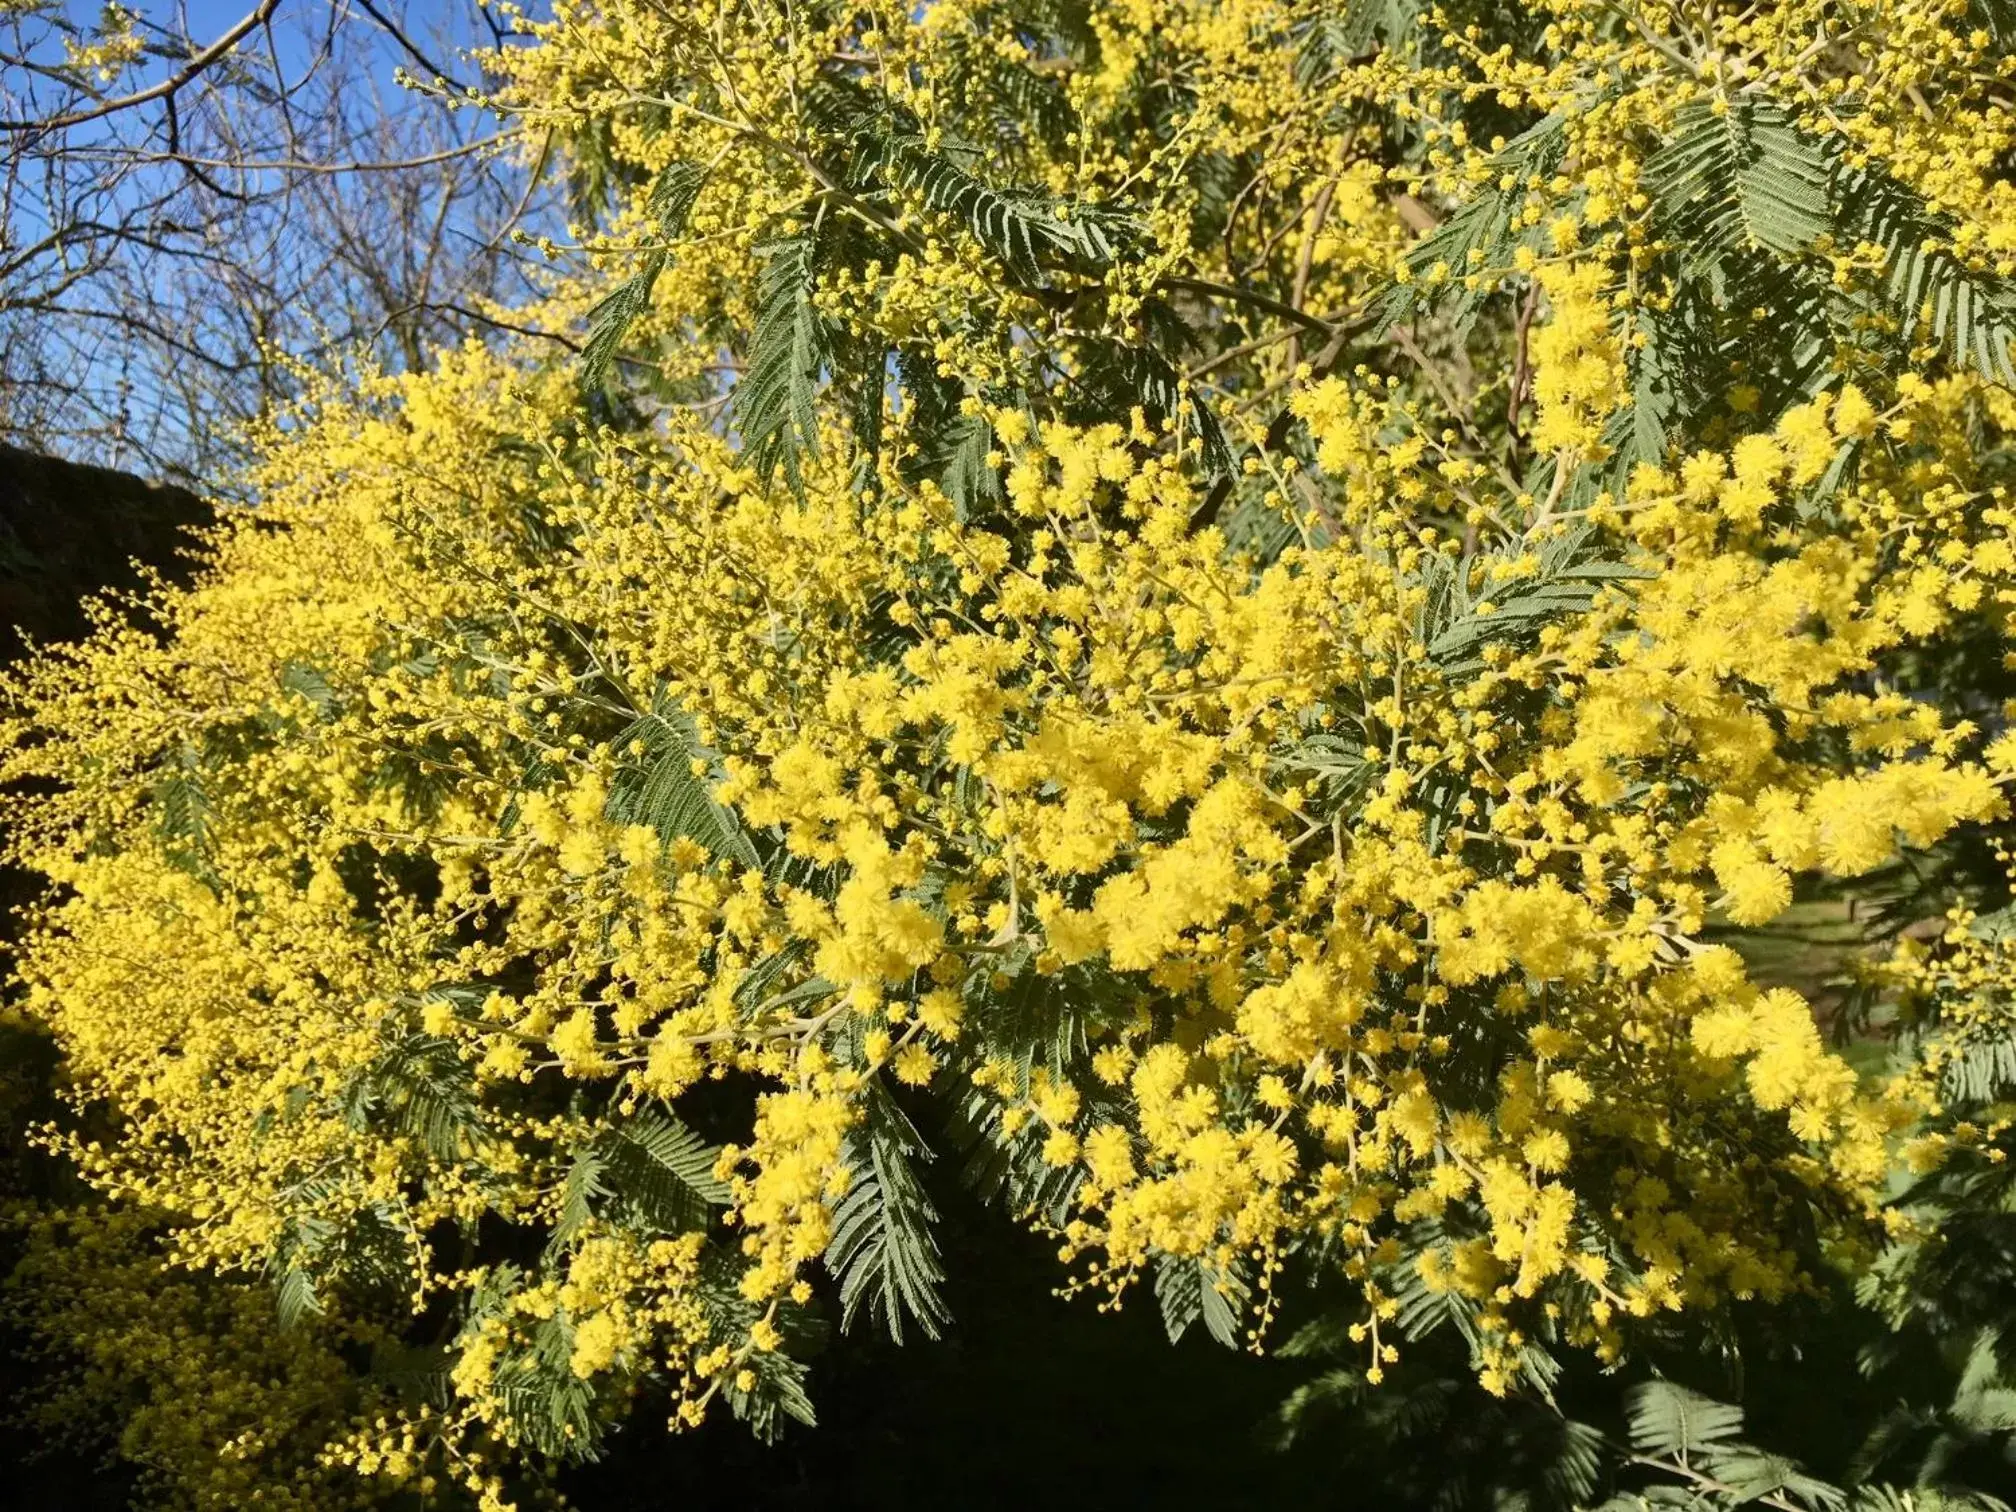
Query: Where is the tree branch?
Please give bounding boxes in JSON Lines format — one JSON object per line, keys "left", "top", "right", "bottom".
{"left": 0, "top": 0, "right": 280, "bottom": 134}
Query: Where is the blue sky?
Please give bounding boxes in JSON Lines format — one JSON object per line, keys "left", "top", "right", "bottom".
{"left": 6, "top": 2, "right": 557, "bottom": 477}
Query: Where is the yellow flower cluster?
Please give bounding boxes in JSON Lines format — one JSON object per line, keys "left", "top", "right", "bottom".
{"left": 3, "top": 1206, "right": 401, "bottom": 1509}
{"left": 10, "top": 0, "right": 2016, "bottom": 1497}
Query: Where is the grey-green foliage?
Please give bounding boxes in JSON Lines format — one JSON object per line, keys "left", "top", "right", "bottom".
{"left": 263, "top": 1163, "right": 431, "bottom": 1329}
{"left": 896, "top": 348, "right": 1004, "bottom": 518}
{"left": 1415, "top": 524, "right": 1648, "bottom": 678}
{"left": 1293, "top": 0, "right": 1429, "bottom": 81}
{"left": 1853, "top": 1332, "right": 2016, "bottom": 1509}
{"left": 1973, "top": 0, "right": 2016, "bottom": 45}
{"left": 917, "top": 955, "right": 1131, "bottom": 1251}
{"left": 807, "top": 75, "right": 1124, "bottom": 284}
{"left": 1719, "top": 101, "right": 2016, "bottom": 385}
{"left": 1601, "top": 1380, "right": 1833, "bottom": 1509}
{"left": 1074, "top": 331, "right": 1236, "bottom": 479}
{"left": 1154, "top": 1254, "right": 1249, "bottom": 1349}
{"left": 604, "top": 695, "right": 762, "bottom": 868}
{"left": 586, "top": 74, "right": 1138, "bottom": 500}
{"left": 1597, "top": 1381, "right": 2010, "bottom": 1512}
{"left": 1937, "top": 1035, "right": 2016, "bottom": 1108}
{"left": 580, "top": 160, "right": 710, "bottom": 392}
{"left": 857, "top": 128, "right": 1120, "bottom": 282}
{"left": 1390, "top": 88, "right": 2016, "bottom": 488}
{"left": 1647, "top": 98, "right": 1833, "bottom": 265}
{"left": 278, "top": 660, "right": 340, "bottom": 718}
{"left": 1641, "top": 94, "right": 2016, "bottom": 402}
{"left": 456, "top": 1263, "right": 607, "bottom": 1461}
{"left": 273, "top": 1262, "right": 322, "bottom": 1330}
{"left": 1376, "top": 112, "right": 1568, "bottom": 331}
{"left": 824, "top": 1081, "right": 950, "bottom": 1344}
{"left": 944, "top": 1069, "right": 1084, "bottom": 1227}
{"left": 551, "top": 1106, "right": 730, "bottom": 1256}
{"left": 737, "top": 232, "right": 831, "bottom": 493}
{"left": 1265, "top": 1305, "right": 1605, "bottom": 1508}
{"left": 694, "top": 1250, "right": 824, "bottom": 1441}
{"left": 152, "top": 739, "right": 214, "bottom": 872}
{"left": 342, "top": 1023, "right": 490, "bottom": 1163}
{"left": 1842, "top": 168, "right": 2016, "bottom": 386}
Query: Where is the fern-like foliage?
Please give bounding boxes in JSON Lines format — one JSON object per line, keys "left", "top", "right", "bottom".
{"left": 869, "top": 132, "right": 1116, "bottom": 281}
{"left": 1074, "top": 334, "right": 1236, "bottom": 479}
{"left": 1633, "top": 94, "right": 2016, "bottom": 451}
{"left": 604, "top": 695, "right": 762, "bottom": 868}
{"left": 1292, "top": 0, "right": 1428, "bottom": 83}
{"left": 1415, "top": 525, "right": 1647, "bottom": 678}
{"left": 341, "top": 1024, "right": 490, "bottom": 1163}
{"left": 943, "top": 1071, "right": 1084, "bottom": 1226}
{"left": 552, "top": 1106, "right": 728, "bottom": 1255}
{"left": 1940, "top": 1036, "right": 2016, "bottom": 1108}
{"left": 579, "top": 159, "right": 709, "bottom": 392}
{"left": 459, "top": 1263, "right": 608, "bottom": 1461}
{"left": 808, "top": 76, "right": 1126, "bottom": 285}
{"left": 1840, "top": 168, "right": 2016, "bottom": 386}
{"left": 272, "top": 1262, "right": 322, "bottom": 1329}
{"left": 893, "top": 349, "right": 1005, "bottom": 518}
{"left": 825, "top": 1082, "right": 951, "bottom": 1344}
{"left": 1624, "top": 1379, "right": 1747, "bottom": 1461}
{"left": 1853, "top": 1329, "right": 2016, "bottom": 1507}
{"left": 1607, "top": 1381, "right": 1853, "bottom": 1512}
{"left": 1153, "top": 1254, "right": 1248, "bottom": 1349}
{"left": 1647, "top": 98, "right": 1834, "bottom": 265}
{"left": 737, "top": 233, "right": 831, "bottom": 493}
{"left": 1388, "top": 86, "right": 2016, "bottom": 494}
{"left": 1377, "top": 113, "right": 1567, "bottom": 330}
{"left": 694, "top": 1249, "right": 824, "bottom": 1441}
{"left": 152, "top": 739, "right": 215, "bottom": 875}
{"left": 278, "top": 660, "right": 340, "bottom": 719}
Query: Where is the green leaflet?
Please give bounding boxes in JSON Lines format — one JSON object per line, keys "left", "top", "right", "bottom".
{"left": 272, "top": 1264, "right": 322, "bottom": 1330}
{"left": 264, "top": 1189, "right": 433, "bottom": 1330}
{"left": 1974, "top": 0, "right": 2016, "bottom": 47}
{"left": 1648, "top": 97, "right": 1834, "bottom": 265}
{"left": 550, "top": 1106, "right": 729, "bottom": 1256}
{"left": 1625, "top": 1379, "right": 1746, "bottom": 1460}
{"left": 825, "top": 1082, "right": 951, "bottom": 1344}
{"left": 341, "top": 1026, "right": 490, "bottom": 1164}
{"left": 1844, "top": 167, "right": 2016, "bottom": 387}
{"left": 937, "top": 410, "right": 1002, "bottom": 511}
{"left": 809, "top": 75, "right": 1125, "bottom": 286}
{"left": 461, "top": 1264, "right": 607, "bottom": 1461}
{"left": 868, "top": 132, "right": 1115, "bottom": 282}
{"left": 1274, "top": 729, "right": 1374, "bottom": 822}
{"left": 1293, "top": 0, "right": 1428, "bottom": 82}
{"left": 944, "top": 1074, "right": 1085, "bottom": 1227}
{"left": 1384, "top": 90, "right": 2016, "bottom": 495}
{"left": 1643, "top": 95, "right": 2016, "bottom": 402}
{"left": 894, "top": 350, "right": 1007, "bottom": 517}
{"left": 737, "top": 232, "right": 831, "bottom": 493}
{"left": 1076, "top": 335, "right": 1237, "bottom": 479}
{"left": 152, "top": 739, "right": 215, "bottom": 877}
{"left": 1604, "top": 299, "right": 1685, "bottom": 488}
{"left": 604, "top": 697, "right": 763, "bottom": 868}
{"left": 1376, "top": 113, "right": 1568, "bottom": 331}
{"left": 1938, "top": 1036, "right": 2016, "bottom": 1107}
{"left": 694, "top": 1249, "right": 823, "bottom": 1441}
{"left": 1415, "top": 525, "right": 1648, "bottom": 677}
{"left": 1153, "top": 1254, "right": 1249, "bottom": 1349}
{"left": 578, "top": 159, "right": 709, "bottom": 392}
{"left": 1606, "top": 1381, "right": 1851, "bottom": 1511}
{"left": 277, "top": 660, "right": 339, "bottom": 718}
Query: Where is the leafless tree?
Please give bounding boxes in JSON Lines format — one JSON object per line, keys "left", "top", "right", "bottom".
{"left": 0, "top": 1, "right": 561, "bottom": 489}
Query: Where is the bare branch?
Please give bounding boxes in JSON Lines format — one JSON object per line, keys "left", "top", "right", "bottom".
{"left": 0, "top": 0, "right": 280, "bottom": 134}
